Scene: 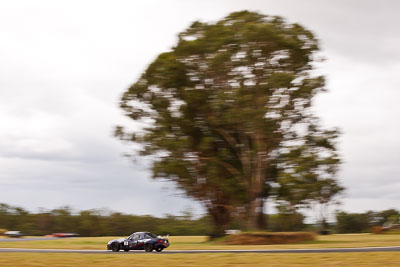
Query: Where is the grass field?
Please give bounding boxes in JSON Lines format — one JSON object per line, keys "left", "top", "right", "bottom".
{"left": 0, "top": 234, "right": 399, "bottom": 250}
{"left": 0, "top": 252, "right": 399, "bottom": 267}
{"left": 0, "top": 235, "right": 399, "bottom": 266}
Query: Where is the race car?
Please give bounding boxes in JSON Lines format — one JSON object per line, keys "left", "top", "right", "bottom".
{"left": 107, "top": 232, "right": 169, "bottom": 252}
{"left": 52, "top": 232, "right": 80, "bottom": 238}
{"left": 4, "top": 231, "right": 23, "bottom": 238}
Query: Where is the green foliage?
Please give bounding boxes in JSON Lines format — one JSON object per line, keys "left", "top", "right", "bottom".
{"left": 117, "top": 10, "right": 343, "bottom": 232}
{"left": 336, "top": 212, "right": 372, "bottom": 233}
{"left": 3, "top": 202, "right": 398, "bottom": 235}
{"left": 335, "top": 209, "right": 400, "bottom": 234}
{"left": 267, "top": 212, "right": 306, "bottom": 232}
{"left": 0, "top": 203, "right": 211, "bottom": 236}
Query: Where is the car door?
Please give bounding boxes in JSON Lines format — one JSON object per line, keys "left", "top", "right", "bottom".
{"left": 137, "top": 233, "right": 145, "bottom": 249}
{"left": 128, "top": 234, "right": 140, "bottom": 249}
{"left": 144, "top": 233, "right": 154, "bottom": 243}
{"left": 126, "top": 238, "right": 135, "bottom": 249}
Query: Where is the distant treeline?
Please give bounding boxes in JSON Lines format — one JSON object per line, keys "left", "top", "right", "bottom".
{"left": 336, "top": 209, "right": 399, "bottom": 233}
{"left": 0, "top": 203, "right": 398, "bottom": 236}
{"left": 0, "top": 203, "right": 211, "bottom": 236}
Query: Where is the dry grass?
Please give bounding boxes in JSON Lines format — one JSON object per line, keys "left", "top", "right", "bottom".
{"left": 1, "top": 235, "right": 399, "bottom": 266}
{"left": 220, "top": 232, "right": 316, "bottom": 245}
{"left": 0, "top": 252, "right": 399, "bottom": 267}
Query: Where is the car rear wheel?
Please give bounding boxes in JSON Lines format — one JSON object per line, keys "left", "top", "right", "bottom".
{"left": 111, "top": 243, "right": 120, "bottom": 252}
{"left": 155, "top": 247, "right": 163, "bottom": 252}
{"left": 124, "top": 249, "right": 129, "bottom": 252}
{"left": 144, "top": 243, "right": 153, "bottom": 252}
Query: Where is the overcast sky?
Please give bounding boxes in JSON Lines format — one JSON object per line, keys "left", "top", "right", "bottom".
{"left": 1, "top": 0, "right": 399, "bottom": 218}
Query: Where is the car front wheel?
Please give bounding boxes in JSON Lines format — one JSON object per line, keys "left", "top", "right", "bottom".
{"left": 144, "top": 243, "right": 153, "bottom": 252}
{"left": 111, "top": 243, "right": 120, "bottom": 252}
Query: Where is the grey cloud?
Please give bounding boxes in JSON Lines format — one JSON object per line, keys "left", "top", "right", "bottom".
{"left": 1, "top": 0, "right": 399, "bottom": 217}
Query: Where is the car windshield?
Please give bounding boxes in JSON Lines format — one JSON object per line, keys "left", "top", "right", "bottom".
{"left": 145, "top": 232, "right": 157, "bottom": 238}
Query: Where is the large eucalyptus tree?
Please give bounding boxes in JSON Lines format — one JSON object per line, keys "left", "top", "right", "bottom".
{"left": 116, "top": 11, "right": 342, "bottom": 232}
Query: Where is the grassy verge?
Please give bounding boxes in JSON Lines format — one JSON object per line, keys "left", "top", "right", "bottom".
{"left": 0, "top": 252, "right": 399, "bottom": 267}
{"left": 220, "top": 232, "right": 315, "bottom": 245}
{"left": 0, "top": 234, "right": 399, "bottom": 250}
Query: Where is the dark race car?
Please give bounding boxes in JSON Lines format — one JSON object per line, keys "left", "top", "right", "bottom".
{"left": 107, "top": 232, "right": 169, "bottom": 252}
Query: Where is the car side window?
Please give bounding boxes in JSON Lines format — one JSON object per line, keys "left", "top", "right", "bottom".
{"left": 129, "top": 234, "right": 139, "bottom": 240}
{"left": 144, "top": 233, "right": 152, "bottom": 239}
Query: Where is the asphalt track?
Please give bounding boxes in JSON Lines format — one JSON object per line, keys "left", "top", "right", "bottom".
{"left": 1, "top": 246, "right": 400, "bottom": 254}
{"left": 0, "top": 237, "right": 60, "bottom": 242}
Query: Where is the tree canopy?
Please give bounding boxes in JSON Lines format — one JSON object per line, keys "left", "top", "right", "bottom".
{"left": 116, "top": 11, "right": 343, "bottom": 234}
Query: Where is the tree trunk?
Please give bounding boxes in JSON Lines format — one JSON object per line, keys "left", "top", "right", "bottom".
{"left": 257, "top": 200, "right": 266, "bottom": 229}
{"left": 246, "top": 133, "right": 267, "bottom": 231}
{"left": 247, "top": 197, "right": 265, "bottom": 230}
{"left": 208, "top": 205, "right": 231, "bottom": 239}
{"left": 246, "top": 160, "right": 266, "bottom": 229}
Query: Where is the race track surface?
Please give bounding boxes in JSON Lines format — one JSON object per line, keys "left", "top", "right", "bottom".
{"left": 0, "top": 237, "right": 61, "bottom": 242}
{"left": 1, "top": 246, "right": 400, "bottom": 254}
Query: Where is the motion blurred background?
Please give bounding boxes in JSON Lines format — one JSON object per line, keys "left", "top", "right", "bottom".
{"left": 0, "top": 0, "right": 399, "bottom": 235}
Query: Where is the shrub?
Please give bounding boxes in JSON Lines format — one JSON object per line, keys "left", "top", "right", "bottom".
{"left": 268, "top": 213, "right": 306, "bottom": 232}
{"left": 336, "top": 212, "right": 371, "bottom": 233}
{"left": 371, "top": 226, "right": 385, "bottom": 234}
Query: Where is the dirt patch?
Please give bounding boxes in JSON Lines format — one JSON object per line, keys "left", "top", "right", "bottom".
{"left": 219, "top": 232, "right": 316, "bottom": 245}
